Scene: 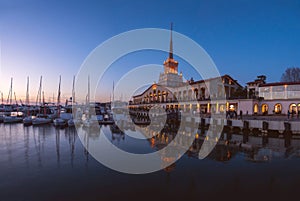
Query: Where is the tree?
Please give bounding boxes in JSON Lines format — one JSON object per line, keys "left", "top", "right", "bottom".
{"left": 281, "top": 67, "right": 300, "bottom": 82}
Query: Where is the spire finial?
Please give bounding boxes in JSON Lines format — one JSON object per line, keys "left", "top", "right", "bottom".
{"left": 169, "top": 22, "right": 173, "bottom": 59}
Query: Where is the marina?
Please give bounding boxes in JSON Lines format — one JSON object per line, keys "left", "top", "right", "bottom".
{"left": 1, "top": 1, "right": 300, "bottom": 200}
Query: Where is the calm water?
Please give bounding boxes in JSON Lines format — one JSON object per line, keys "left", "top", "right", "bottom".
{"left": 1, "top": 123, "right": 300, "bottom": 201}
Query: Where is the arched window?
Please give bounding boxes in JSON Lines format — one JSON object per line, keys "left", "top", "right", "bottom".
{"left": 200, "top": 87, "right": 205, "bottom": 99}
{"left": 274, "top": 103, "right": 282, "bottom": 114}
{"left": 194, "top": 88, "right": 199, "bottom": 100}
{"left": 261, "top": 104, "right": 268, "bottom": 115}
{"left": 289, "top": 103, "right": 297, "bottom": 114}
{"left": 219, "top": 104, "right": 225, "bottom": 113}
{"left": 253, "top": 103, "right": 259, "bottom": 114}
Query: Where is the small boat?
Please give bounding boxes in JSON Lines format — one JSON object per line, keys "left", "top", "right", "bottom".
{"left": 23, "top": 116, "right": 34, "bottom": 126}
{"left": 32, "top": 114, "right": 52, "bottom": 125}
{"left": 66, "top": 75, "right": 78, "bottom": 127}
{"left": 53, "top": 118, "right": 67, "bottom": 127}
{"left": 53, "top": 76, "right": 66, "bottom": 128}
{"left": 3, "top": 115, "right": 23, "bottom": 123}
{"left": 23, "top": 77, "right": 33, "bottom": 126}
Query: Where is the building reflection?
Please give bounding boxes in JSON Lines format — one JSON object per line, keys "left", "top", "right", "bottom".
{"left": 142, "top": 122, "right": 300, "bottom": 167}
{"left": 2, "top": 122, "right": 300, "bottom": 174}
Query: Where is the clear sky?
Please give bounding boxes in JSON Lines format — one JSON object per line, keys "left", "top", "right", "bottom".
{"left": 1, "top": 0, "right": 300, "bottom": 103}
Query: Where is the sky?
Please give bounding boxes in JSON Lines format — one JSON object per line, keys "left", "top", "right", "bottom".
{"left": 0, "top": 0, "right": 300, "bottom": 103}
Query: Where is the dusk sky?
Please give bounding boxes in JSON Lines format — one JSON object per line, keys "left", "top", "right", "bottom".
{"left": 1, "top": 0, "right": 300, "bottom": 103}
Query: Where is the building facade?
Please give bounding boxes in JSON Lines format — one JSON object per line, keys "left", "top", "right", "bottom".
{"left": 130, "top": 26, "right": 242, "bottom": 115}
{"left": 130, "top": 26, "right": 300, "bottom": 116}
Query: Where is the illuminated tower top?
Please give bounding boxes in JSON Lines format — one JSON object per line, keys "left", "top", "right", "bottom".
{"left": 163, "top": 23, "right": 179, "bottom": 74}
{"left": 158, "top": 23, "right": 183, "bottom": 87}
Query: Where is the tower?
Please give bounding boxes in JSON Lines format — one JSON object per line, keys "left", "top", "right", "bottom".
{"left": 158, "top": 23, "right": 183, "bottom": 87}
{"left": 163, "top": 23, "right": 178, "bottom": 74}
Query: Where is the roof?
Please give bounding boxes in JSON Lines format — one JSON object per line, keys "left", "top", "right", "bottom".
{"left": 191, "top": 74, "right": 242, "bottom": 88}
{"left": 132, "top": 84, "right": 163, "bottom": 98}
{"left": 260, "top": 81, "right": 300, "bottom": 87}
{"left": 132, "top": 74, "right": 243, "bottom": 98}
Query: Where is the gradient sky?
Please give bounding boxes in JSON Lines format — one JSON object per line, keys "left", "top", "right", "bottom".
{"left": 1, "top": 0, "right": 300, "bottom": 103}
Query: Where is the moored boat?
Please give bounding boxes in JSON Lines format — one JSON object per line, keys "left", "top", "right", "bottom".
{"left": 53, "top": 118, "right": 67, "bottom": 127}
{"left": 32, "top": 114, "right": 52, "bottom": 125}
{"left": 3, "top": 114, "right": 23, "bottom": 123}
{"left": 23, "top": 116, "right": 34, "bottom": 126}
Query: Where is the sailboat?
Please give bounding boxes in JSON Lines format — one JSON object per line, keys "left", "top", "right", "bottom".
{"left": 23, "top": 77, "right": 34, "bottom": 126}
{"left": 53, "top": 76, "right": 67, "bottom": 127}
{"left": 67, "top": 76, "right": 81, "bottom": 127}
{"left": 82, "top": 75, "right": 98, "bottom": 128}
{"left": 32, "top": 77, "right": 53, "bottom": 125}
{"left": 0, "top": 92, "right": 4, "bottom": 122}
{"left": 3, "top": 78, "right": 23, "bottom": 123}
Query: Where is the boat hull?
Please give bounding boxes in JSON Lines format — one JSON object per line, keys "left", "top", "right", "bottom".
{"left": 32, "top": 118, "right": 52, "bottom": 125}
{"left": 3, "top": 116, "right": 23, "bottom": 123}
{"left": 53, "top": 118, "right": 67, "bottom": 127}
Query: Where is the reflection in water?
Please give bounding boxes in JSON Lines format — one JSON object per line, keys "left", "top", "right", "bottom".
{"left": 65, "top": 128, "right": 77, "bottom": 167}
{"left": 55, "top": 128, "right": 60, "bottom": 166}
{"left": 0, "top": 123, "right": 300, "bottom": 200}
{"left": 23, "top": 126, "right": 29, "bottom": 167}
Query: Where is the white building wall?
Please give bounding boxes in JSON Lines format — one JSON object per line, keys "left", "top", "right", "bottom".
{"left": 238, "top": 99, "right": 257, "bottom": 115}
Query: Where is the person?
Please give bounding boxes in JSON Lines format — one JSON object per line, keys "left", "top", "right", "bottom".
{"left": 287, "top": 110, "right": 290, "bottom": 119}
{"left": 240, "top": 110, "right": 243, "bottom": 120}
{"left": 234, "top": 110, "right": 237, "bottom": 119}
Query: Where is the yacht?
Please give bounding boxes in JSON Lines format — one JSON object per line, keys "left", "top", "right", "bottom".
{"left": 32, "top": 114, "right": 52, "bottom": 125}
{"left": 3, "top": 112, "right": 23, "bottom": 123}
{"left": 53, "top": 117, "right": 67, "bottom": 127}
{"left": 23, "top": 115, "right": 34, "bottom": 126}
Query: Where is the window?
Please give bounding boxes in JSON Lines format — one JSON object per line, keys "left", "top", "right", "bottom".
{"left": 253, "top": 104, "right": 258, "bottom": 114}
{"left": 274, "top": 103, "right": 282, "bottom": 114}
{"left": 261, "top": 104, "right": 268, "bottom": 114}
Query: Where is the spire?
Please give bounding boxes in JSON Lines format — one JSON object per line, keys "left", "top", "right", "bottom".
{"left": 169, "top": 22, "right": 173, "bottom": 59}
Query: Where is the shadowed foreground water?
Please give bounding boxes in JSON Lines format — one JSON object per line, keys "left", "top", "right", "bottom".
{"left": 1, "top": 123, "right": 300, "bottom": 201}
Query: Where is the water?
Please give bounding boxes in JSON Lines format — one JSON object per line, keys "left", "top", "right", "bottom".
{"left": 1, "top": 123, "right": 300, "bottom": 201}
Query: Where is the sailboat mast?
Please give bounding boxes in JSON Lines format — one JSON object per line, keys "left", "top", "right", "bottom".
{"left": 112, "top": 81, "right": 114, "bottom": 103}
{"left": 40, "top": 77, "right": 42, "bottom": 105}
{"left": 72, "top": 75, "right": 75, "bottom": 104}
{"left": 26, "top": 76, "right": 29, "bottom": 105}
{"left": 7, "top": 77, "right": 13, "bottom": 105}
{"left": 25, "top": 77, "right": 30, "bottom": 116}
{"left": 88, "top": 75, "right": 90, "bottom": 105}
{"left": 57, "top": 75, "right": 61, "bottom": 117}
{"left": 36, "top": 76, "right": 42, "bottom": 106}
{"left": 42, "top": 91, "right": 46, "bottom": 115}
{"left": 14, "top": 92, "right": 18, "bottom": 105}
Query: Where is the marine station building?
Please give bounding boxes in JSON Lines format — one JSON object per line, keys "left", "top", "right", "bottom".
{"left": 129, "top": 28, "right": 300, "bottom": 116}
